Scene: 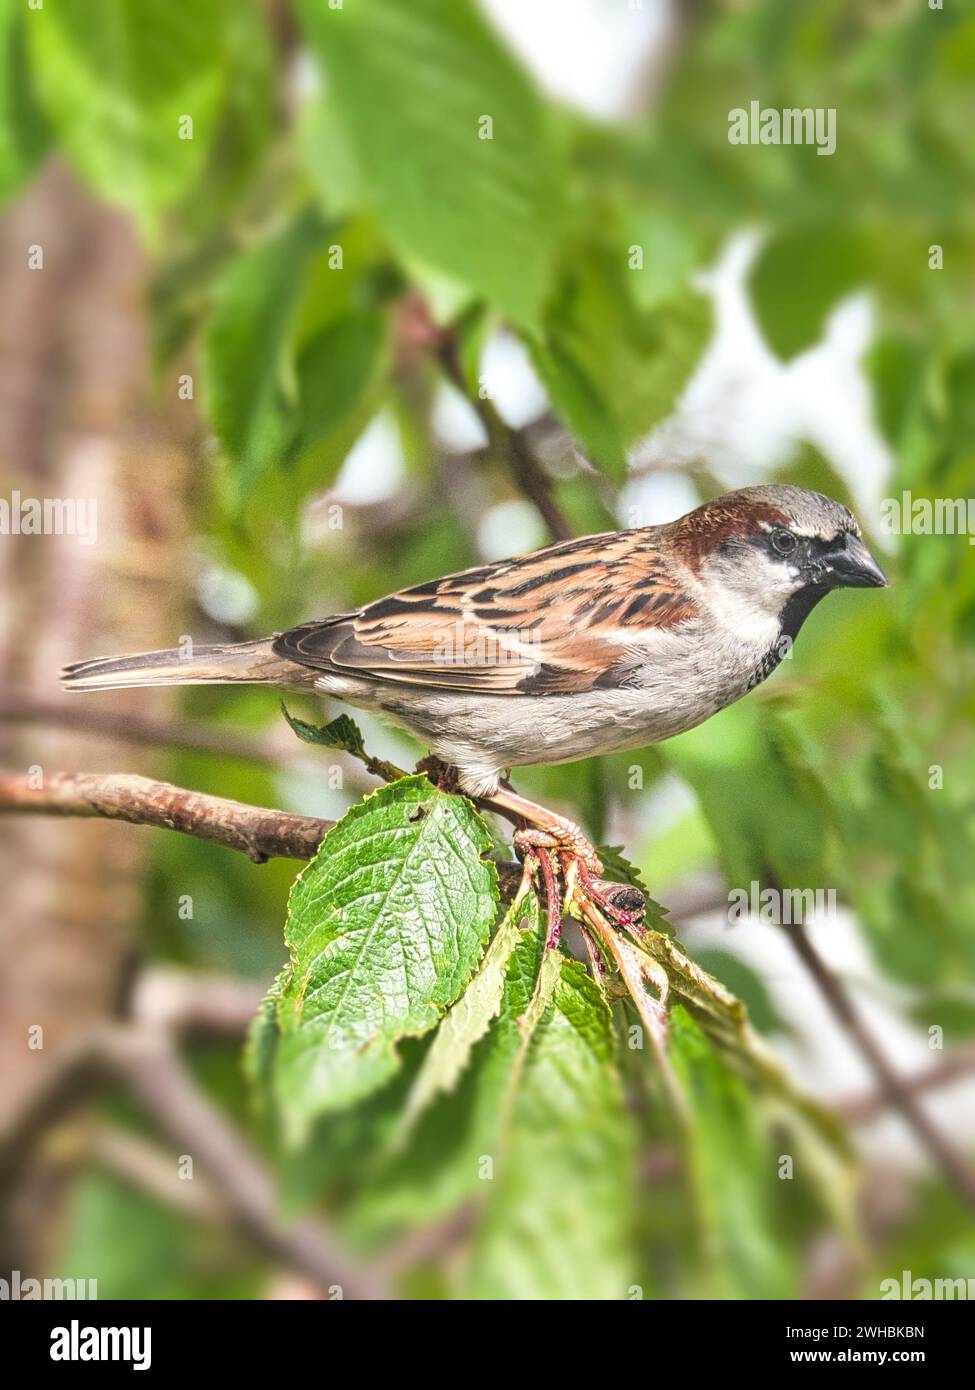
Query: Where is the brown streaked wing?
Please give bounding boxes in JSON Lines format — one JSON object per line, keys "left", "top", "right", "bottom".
{"left": 272, "top": 530, "right": 698, "bottom": 695}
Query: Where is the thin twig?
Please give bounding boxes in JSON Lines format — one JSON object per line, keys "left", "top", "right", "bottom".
{"left": 130, "top": 966, "right": 268, "bottom": 1037}
{"left": 0, "top": 692, "right": 292, "bottom": 766}
{"left": 104, "top": 1026, "right": 390, "bottom": 1298}
{"left": 88, "top": 1123, "right": 228, "bottom": 1223}
{"left": 437, "top": 339, "right": 574, "bottom": 542}
{"left": 834, "top": 1045, "right": 975, "bottom": 1123}
{"left": 500, "top": 420, "right": 575, "bottom": 542}
{"left": 0, "top": 1024, "right": 392, "bottom": 1299}
{"left": 787, "top": 922, "right": 975, "bottom": 1205}
{"left": 377, "top": 1205, "right": 476, "bottom": 1279}
{"left": 0, "top": 693, "right": 375, "bottom": 797}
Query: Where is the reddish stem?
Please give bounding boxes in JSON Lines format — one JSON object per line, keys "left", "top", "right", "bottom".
{"left": 535, "top": 848, "right": 562, "bottom": 948}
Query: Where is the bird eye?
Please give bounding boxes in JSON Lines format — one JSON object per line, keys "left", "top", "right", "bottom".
{"left": 770, "top": 528, "right": 797, "bottom": 556}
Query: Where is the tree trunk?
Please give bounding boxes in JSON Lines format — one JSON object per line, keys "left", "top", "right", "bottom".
{"left": 0, "top": 161, "right": 194, "bottom": 1269}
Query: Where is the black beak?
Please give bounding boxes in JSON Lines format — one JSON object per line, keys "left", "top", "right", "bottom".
{"left": 820, "top": 532, "right": 888, "bottom": 589}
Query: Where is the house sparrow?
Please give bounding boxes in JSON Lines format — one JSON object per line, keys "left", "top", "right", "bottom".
{"left": 61, "top": 485, "right": 886, "bottom": 869}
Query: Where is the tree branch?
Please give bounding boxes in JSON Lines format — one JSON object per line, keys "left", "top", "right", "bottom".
{"left": 0, "top": 770, "right": 334, "bottom": 863}
{"left": 834, "top": 1045, "right": 975, "bottom": 1123}
{"left": 0, "top": 693, "right": 379, "bottom": 802}
{"left": 787, "top": 921, "right": 975, "bottom": 1205}
{"left": 436, "top": 336, "right": 574, "bottom": 543}
{"left": 0, "top": 692, "right": 291, "bottom": 766}
{"left": 131, "top": 966, "right": 268, "bottom": 1038}
{"left": 0, "top": 1024, "right": 391, "bottom": 1299}
{"left": 0, "top": 769, "right": 643, "bottom": 920}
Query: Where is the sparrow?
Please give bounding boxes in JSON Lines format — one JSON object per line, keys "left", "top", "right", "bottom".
{"left": 61, "top": 485, "right": 887, "bottom": 869}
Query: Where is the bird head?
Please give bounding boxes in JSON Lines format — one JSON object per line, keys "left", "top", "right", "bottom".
{"left": 671, "top": 484, "right": 887, "bottom": 635}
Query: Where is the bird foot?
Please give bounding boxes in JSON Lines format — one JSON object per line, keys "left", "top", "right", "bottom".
{"left": 514, "top": 828, "right": 639, "bottom": 948}
{"left": 415, "top": 755, "right": 460, "bottom": 794}
{"left": 513, "top": 825, "right": 603, "bottom": 878}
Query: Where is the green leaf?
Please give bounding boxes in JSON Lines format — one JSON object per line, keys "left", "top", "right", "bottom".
{"left": 284, "top": 309, "right": 389, "bottom": 475}
{"left": 274, "top": 777, "right": 499, "bottom": 1140}
{"left": 0, "top": 0, "right": 49, "bottom": 205}
{"left": 297, "top": 93, "right": 364, "bottom": 221}
{"left": 527, "top": 338, "right": 628, "bottom": 483}
{"left": 244, "top": 962, "right": 292, "bottom": 1103}
{"left": 395, "top": 891, "right": 531, "bottom": 1141}
{"left": 299, "top": 0, "right": 565, "bottom": 329}
{"left": 620, "top": 205, "right": 701, "bottom": 313}
{"left": 337, "top": 900, "right": 549, "bottom": 1237}
{"left": 286, "top": 900, "right": 548, "bottom": 1239}
{"left": 201, "top": 211, "right": 324, "bottom": 491}
{"left": 27, "top": 0, "right": 230, "bottom": 239}
{"left": 464, "top": 958, "right": 637, "bottom": 1300}
{"left": 690, "top": 948, "right": 785, "bottom": 1036}
{"left": 750, "top": 225, "right": 872, "bottom": 360}
{"left": 456, "top": 307, "right": 492, "bottom": 400}
{"left": 280, "top": 704, "right": 367, "bottom": 760}
{"left": 632, "top": 296, "right": 713, "bottom": 436}
{"left": 597, "top": 843, "right": 651, "bottom": 896}
{"left": 279, "top": 702, "right": 404, "bottom": 783}
{"left": 203, "top": 217, "right": 389, "bottom": 511}
{"left": 637, "top": 927, "right": 856, "bottom": 1243}
{"left": 533, "top": 251, "right": 712, "bottom": 481}
{"left": 176, "top": 0, "right": 275, "bottom": 237}
{"left": 669, "top": 1007, "right": 794, "bottom": 1298}
{"left": 662, "top": 701, "right": 827, "bottom": 888}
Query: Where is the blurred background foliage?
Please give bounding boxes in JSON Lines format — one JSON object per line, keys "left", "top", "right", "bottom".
{"left": 1, "top": 0, "right": 974, "bottom": 1300}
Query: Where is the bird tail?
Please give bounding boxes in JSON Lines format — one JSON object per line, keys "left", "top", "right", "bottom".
{"left": 60, "top": 638, "right": 306, "bottom": 693}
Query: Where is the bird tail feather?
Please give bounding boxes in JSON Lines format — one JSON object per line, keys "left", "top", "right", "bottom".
{"left": 60, "top": 638, "right": 303, "bottom": 692}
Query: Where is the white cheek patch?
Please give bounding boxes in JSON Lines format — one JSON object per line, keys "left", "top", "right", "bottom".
{"left": 696, "top": 548, "right": 803, "bottom": 637}
{"left": 722, "top": 546, "right": 800, "bottom": 593}
{"left": 705, "top": 586, "right": 785, "bottom": 643}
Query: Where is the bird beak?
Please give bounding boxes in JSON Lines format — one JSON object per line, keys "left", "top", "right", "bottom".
{"left": 821, "top": 533, "right": 889, "bottom": 589}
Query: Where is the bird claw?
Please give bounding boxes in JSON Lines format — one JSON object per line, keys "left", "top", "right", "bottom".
{"left": 514, "top": 828, "right": 643, "bottom": 953}
{"left": 515, "top": 842, "right": 562, "bottom": 948}
{"left": 513, "top": 826, "right": 603, "bottom": 879}
{"left": 415, "top": 755, "right": 460, "bottom": 793}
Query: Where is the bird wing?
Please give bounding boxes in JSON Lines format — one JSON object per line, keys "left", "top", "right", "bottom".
{"left": 272, "top": 530, "right": 698, "bottom": 695}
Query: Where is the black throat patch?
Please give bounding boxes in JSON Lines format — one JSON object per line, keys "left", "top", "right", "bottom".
{"left": 747, "top": 585, "right": 830, "bottom": 691}
{"left": 779, "top": 584, "right": 830, "bottom": 641}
